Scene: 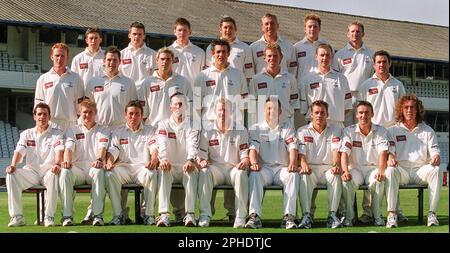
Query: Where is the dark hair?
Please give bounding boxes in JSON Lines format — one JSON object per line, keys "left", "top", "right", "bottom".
{"left": 33, "top": 103, "right": 51, "bottom": 115}
{"left": 220, "top": 16, "right": 236, "bottom": 28}
{"left": 356, "top": 100, "right": 374, "bottom": 113}
{"left": 125, "top": 100, "right": 144, "bottom": 114}
{"left": 373, "top": 50, "right": 391, "bottom": 64}
{"left": 210, "top": 39, "right": 231, "bottom": 53}
{"left": 311, "top": 100, "right": 328, "bottom": 113}
{"left": 174, "top": 17, "right": 191, "bottom": 30}
{"left": 105, "top": 46, "right": 121, "bottom": 60}
{"left": 85, "top": 27, "right": 101, "bottom": 38}
{"left": 129, "top": 21, "right": 145, "bottom": 33}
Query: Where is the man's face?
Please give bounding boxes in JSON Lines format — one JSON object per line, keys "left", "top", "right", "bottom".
{"left": 356, "top": 105, "right": 374, "bottom": 126}
{"left": 311, "top": 105, "right": 328, "bottom": 127}
{"left": 170, "top": 95, "right": 186, "bottom": 117}
{"left": 79, "top": 106, "right": 97, "bottom": 125}
{"left": 128, "top": 27, "right": 145, "bottom": 47}
{"left": 157, "top": 52, "right": 173, "bottom": 72}
{"left": 304, "top": 19, "right": 320, "bottom": 41}
{"left": 219, "top": 21, "right": 237, "bottom": 41}
{"left": 373, "top": 55, "right": 391, "bottom": 76}
{"left": 33, "top": 107, "right": 50, "bottom": 128}
{"left": 347, "top": 24, "right": 364, "bottom": 45}
{"left": 215, "top": 102, "right": 230, "bottom": 123}
{"left": 316, "top": 47, "right": 332, "bottom": 69}
{"left": 261, "top": 17, "right": 278, "bottom": 37}
{"left": 264, "top": 100, "right": 280, "bottom": 123}
{"left": 212, "top": 45, "right": 230, "bottom": 67}
{"left": 174, "top": 24, "right": 191, "bottom": 42}
{"left": 103, "top": 52, "right": 120, "bottom": 74}
{"left": 51, "top": 48, "right": 68, "bottom": 69}
{"left": 402, "top": 100, "right": 417, "bottom": 122}
{"left": 125, "top": 106, "right": 143, "bottom": 128}
{"left": 264, "top": 48, "right": 282, "bottom": 68}
{"left": 85, "top": 32, "right": 102, "bottom": 49}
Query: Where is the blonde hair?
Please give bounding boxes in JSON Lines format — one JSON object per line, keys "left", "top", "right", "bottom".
{"left": 50, "top": 43, "right": 69, "bottom": 57}
{"left": 156, "top": 47, "right": 175, "bottom": 60}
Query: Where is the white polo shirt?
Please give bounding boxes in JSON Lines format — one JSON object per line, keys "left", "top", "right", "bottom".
{"left": 357, "top": 73, "right": 406, "bottom": 127}
{"left": 249, "top": 120, "right": 297, "bottom": 167}
{"left": 120, "top": 43, "right": 157, "bottom": 89}
{"left": 340, "top": 124, "right": 390, "bottom": 168}
{"left": 297, "top": 123, "right": 343, "bottom": 165}
{"left": 157, "top": 117, "right": 199, "bottom": 167}
{"left": 205, "top": 38, "right": 255, "bottom": 79}
{"left": 108, "top": 123, "right": 157, "bottom": 165}
{"left": 332, "top": 43, "right": 374, "bottom": 92}
{"left": 250, "top": 35, "right": 297, "bottom": 76}
{"left": 85, "top": 74, "right": 137, "bottom": 128}
{"left": 249, "top": 69, "right": 299, "bottom": 122}
{"left": 194, "top": 65, "right": 248, "bottom": 121}
{"left": 65, "top": 124, "right": 111, "bottom": 163}
{"left": 293, "top": 37, "right": 329, "bottom": 81}
{"left": 387, "top": 122, "right": 440, "bottom": 168}
{"left": 35, "top": 68, "right": 85, "bottom": 123}
{"left": 15, "top": 127, "right": 64, "bottom": 169}
{"left": 198, "top": 123, "right": 249, "bottom": 167}
{"left": 169, "top": 40, "right": 206, "bottom": 87}
{"left": 300, "top": 69, "right": 352, "bottom": 123}
{"left": 139, "top": 71, "right": 193, "bottom": 126}
{"left": 70, "top": 48, "right": 105, "bottom": 87}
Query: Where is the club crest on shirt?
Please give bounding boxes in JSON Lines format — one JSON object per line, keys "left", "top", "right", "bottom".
{"left": 391, "top": 86, "right": 397, "bottom": 93}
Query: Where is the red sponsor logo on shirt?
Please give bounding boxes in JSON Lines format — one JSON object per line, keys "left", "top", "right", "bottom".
{"left": 173, "top": 57, "right": 179, "bottom": 63}
{"left": 122, "top": 59, "right": 132, "bottom": 65}
{"left": 343, "top": 58, "right": 352, "bottom": 65}
{"left": 332, "top": 137, "right": 341, "bottom": 143}
{"left": 206, "top": 80, "right": 216, "bottom": 87}
{"left": 289, "top": 61, "right": 298, "bottom": 67}
{"left": 99, "top": 138, "right": 109, "bottom": 143}
{"left": 53, "top": 140, "right": 61, "bottom": 148}
{"left": 352, "top": 141, "right": 362, "bottom": 148}
{"left": 304, "top": 136, "right": 313, "bottom": 143}
{"left": 345, "top": 93, "right": 352, "bottom": 99}
{"left": 344, "top": 141, "right": 352, "bottom": 149}
{"left": 120, "top": 138, "right": 129, "bottom": 145}
{"left": 76, "top": 133, "right": 85, "bottom": 140}
{"left": 310, "top": 82, "right": 320, "bottom": 89}
{"left": 168, "top": 132, "right": 176, "bottom": 139}
{"left": 244, "top": 63, "right": 253, "bottom": 69}
{"left": 26, "top": 140, "right": 36, "bottom": 147}
{"left": 209, "top": 139, "right": 219, "bottom": 146}
{"left": 239, "top": 143, "right": 249, "bottom": 150}
{"left": 298, "top": 51, "right": 306, "bottom": 58}
{"left": 290, "top": 94, "right": 299, "bottom": 99}
{"left": 94, "top": 86, "right": 104, "bottom": 92}
{"left": 368, "top": 88, "right": 379, "bottom": 95}
{"left": 256, "top": 51, "right": 264, "bottom": 57}
{"left": 257, "top": 82, "right": 267, "bottom": 89}
{"left": 44, "top": 82, "right": 53, "bottom": 89}
{"left": 79, "top": 63, "right": 88, "bottom": 69}
{"left": 150, "top": 85, "right": 160, "bottom": 92}
{"left": 396, "top": 135, "right": 407, "bottom": 142}
{"left": 159, "top": 130, "right": 167, "bottom": 135}
{"left": 285, "top": 137, "right": 295, "bottom": 144}
{"left": 148, "top": 139, "right": 156, "bottom": 145}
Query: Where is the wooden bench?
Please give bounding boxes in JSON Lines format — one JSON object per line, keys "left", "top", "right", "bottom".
{"left": 25, "top": 184, "right": 427, "bottom": 225}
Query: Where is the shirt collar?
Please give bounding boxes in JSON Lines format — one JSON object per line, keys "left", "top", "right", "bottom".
{"left": 346, "top": 42, "right": 368, "bottom": 51}
{"left": 172, "top": 40, "right": 193, "bottom": 49}
{"left": 372, "top": 73, "right": 394, "bottom": 82}
{"left": 125, "top": 122, "right": 144, "bottom": 133}
{"left": 127, "top": 43, "right": 147, "bottom": 52}
{"left": 84, "top": 47, "right": 102, "bottom": 57}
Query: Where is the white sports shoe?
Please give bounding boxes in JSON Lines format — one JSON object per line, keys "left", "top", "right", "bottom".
{"left": 156, "top": 213, "right": 170, "bottom": 227}
{"left": 183, "top": 213, "right": 197, "bottom": 227}
{"left": 386, "top": 213, "right": 398, "bottom": 228}
{"left": 341, "top": 217, "right": 353, "bottom": 227}
{"left": 61, "top": 217, "right": 74, "bottom": 227}
{"left": 8, "top": 215, "right": 26, "bottom": 227}
{"left": 198, "top": 215, "right": 210, "bottom": 227}
{"left": 44, "top": 216, "right": 55, "bottom": 227}
{"left": 93, "top": 216, "right": 104, "bottom": 226}
{"left": 233, "top": 217, "right": 246, "bottom": 228}
{"left": 427, "top": 212, "right": 439, "bottom": 227}
{"left": 374, "top": 217, "right": 385, "bottom": 226}
{"left": 327, "top": 212, "right": 342, "bottom": 229}
{"left": 284, "top": 214, "right": 297, "bottom": 229}
{"left": 298, "top": 213, "right": 313, "bottom": 229}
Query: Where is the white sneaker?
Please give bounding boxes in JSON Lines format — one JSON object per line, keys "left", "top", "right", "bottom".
{"left": 44, "top": 216, "right": 55, "bottom": 227}
{"left": 341, "top": 217, "right": 353, "bottom": 227}
{"left": 327, "top": 212, "right": 342, "bottom": 229}
{"left": 244, "top": 213, "right": 262, "bottom": 229}
{"left": 198, "top": 215, "right": 210, "bottom": 227}
{"left": 284, "top": 214, "right": 297, "bottom": 229}
{"left": 8, "top": 215, "right": 26, "bottom": 227}
{"left": 386, "top": 213, "right": 398, "bottom": 228}
{"left": 93, "top": 216, "right": 104, "bottom": 226}
{"left": 61, "top": 217, "right": 74, "bottom": 227}
{"left": 374, "top": 217, "right": 385, "bottom": 226}
{"left": 109, "top": 215, "right": 122, "bottom": 226}
{"left": 80, "top": 212, "right": 93, "bottom": 225}
{"left": 298, "top": 213, "right": 312, "bottom": 229}
{"left": 427, "top": 212, "right": 439, "bottom": 227}
{"left": 142, "top": 215, "right": 155, "bottom": 226}
{"left": 156, "top": 213, "right": 170, "bottom": 227}
{"left": 183, "top": 213, "right": 197, "bottom": 227}
{"left": 233, "top": 217, "right": 246, "bottom": 228}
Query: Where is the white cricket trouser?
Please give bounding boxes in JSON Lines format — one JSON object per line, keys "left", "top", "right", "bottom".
{"left": 158, "top": 166, "right": 198, "bottom": 214}
{"left": 105, "top": 163, "right": 157, "bottom": 216}
{"left": 198, "top": 163, "right": 249, "bottom": 219}
{"left": 342, "top": 166, "right": 395, "bottom": 220}
{"left": 50, "top": 119, "right": 76, "bottom": 133}
{"left": 248, "top": 165, "right": 300, "bottom": 217}
{"left": 7, "top": 165, "right": 59, "bottom": 218}
{"left": 398, "top": 163, "right": 443, "bottom": 212}
{"left": 59, "top": 162, "right": 106, "bottom": 217}
{"left": 299, "top": 165, "right": 342, "bottom": 215}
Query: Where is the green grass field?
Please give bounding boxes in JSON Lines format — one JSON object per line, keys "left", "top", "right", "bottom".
{"left": 0, "top": 188, "right": 448, "bottom": 233}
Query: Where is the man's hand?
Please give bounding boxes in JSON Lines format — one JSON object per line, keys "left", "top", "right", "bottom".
{"left": 146, "top": 157, "right": 159, "bottom": 170}
{"left": 198, "top": 159, "right": 209, "bottom": 168}
{"left": 331, "top": 165, "right": 342, "bottom": 175}
{"left": 105, "top": 162, "right": 115, "bottom": 171}
{"left": 299, "top": 163, "right": 311, "bottom": 174}
{"left": 341, "top": 171, "right": 352, "bottom": 182}
{"left": 250, "top": 162, "right": 261, "bottom": 172}
{"left": 5, "top": 165, "right": 16, "bottom": 174}
{"left": 51, "top": 164, "right": 61, "bottom": 175}
{"left": 288, "top": 162, "right": 298, "bottom": 173}
{"left": 160, "top": 160, "right": 171, "bottom": 171}
{"left": 236, "top": 157, "right": 250, "bottom": 170}
{"left": 375, "top": 170, "right": 386, "bottom": 182}
{"left": 387, "top": 154, "right": 398, "bottom": 167}
{"left": 91, "top": 159, "right": 104, "bottom": 169}
{"left": 430, "top": 155, "right": 441, "bottom": 166}
{"left": 183, "top": 160, "right": 196, "bottom": 174}
{"left": 61, "top": 161, "right": 72, "bottom": 169}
